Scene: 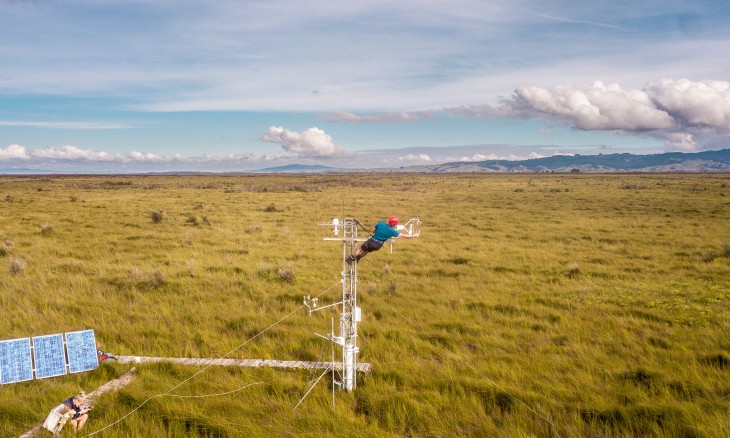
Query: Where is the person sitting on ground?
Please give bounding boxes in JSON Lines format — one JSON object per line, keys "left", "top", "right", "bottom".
{"left": 43, "top": 391, "right": 92, "bottom": 435}
{"left": 346, "top": 216, "right": 419, "bottom": 264}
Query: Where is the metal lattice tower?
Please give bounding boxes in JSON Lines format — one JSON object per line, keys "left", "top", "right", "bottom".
{"left": 307, "top": 217, "right": 420, "bottom": 392}
{"left": 306, "top": 218, "right": 364, "bottom": 392}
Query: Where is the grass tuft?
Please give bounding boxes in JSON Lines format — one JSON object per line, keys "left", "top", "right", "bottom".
{"left": 40, "top": 223, "right": 54, "bottom": 236}
{"left": 563, "top": 262, "right": 580, "bottom": 278}
{"left": 8, "top": 256, "right": 28, "bottom": 275}
{"left": 245, "top": 225, "right": 262, "bottom": 234}
{"left": 620, "top": 368, "right": 661, "bottom": 391}
{"left": 702, "top": 249, "right": 718, "bottom": 263}
{"left": 648, "top": 336, "right": 671, "bottom": 349}
{"left": 699, "top": 353, "right": 729, "bottom": 369}
{"left": 149, "top": 210, "right": 164, "bottom": 223}
{"left": 448, "top": 256, "right": 470, "bottom": 265}
{"left": 277, "top": 267, "right": 295, "bottom": 283}
{"left": 122, "top": 267, "right": 167, "bottom": 290}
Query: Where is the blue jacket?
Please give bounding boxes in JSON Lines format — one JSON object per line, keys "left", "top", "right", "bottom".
{"left": 371, "top": 221, "right": 399, "bottom": 242}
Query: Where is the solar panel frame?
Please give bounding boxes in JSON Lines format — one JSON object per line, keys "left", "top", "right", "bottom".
{"left": 32, "top": 334, "right": 67, "bottom": 379}
{"left": 0, "top": 338, "right": 33, "bottom": 384}
{"left": 65, "top": 330, "right": 98, "bottom": 373}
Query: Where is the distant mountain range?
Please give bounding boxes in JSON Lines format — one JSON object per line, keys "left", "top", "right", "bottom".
{"left": 2, "top": 149, "right": 728, "bottom": 175}
{"left": 252, "top": 164, "right": 337, "bottom": 173}
{"left": 393, "top": 148, "right": 730, "bottom": 173}
{"left": 254, "top": 149, "right": 730, "bottom": 173}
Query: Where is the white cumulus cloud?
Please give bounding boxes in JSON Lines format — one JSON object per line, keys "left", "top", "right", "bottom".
{"left": 459, "top": 153, "right": 490, "bottom": 161}
{"left": 0, "top": 144, "right": 30, "bottom": 160}
{"left": 510, "top": 81, "right": 675, "bottom": 130}
{"left": 128, "top": 151, "right": 165, "bottom": 162}
{"left": 445, "top": 78, "right": 730, "bottom": 152}
{"left": 659, "top": 132, "right": 698, "bottom": 152}
{"left": 644, "top": 78, "right": 730, "bottom": 130}
{"left": 398, "top": 154, "right": 431, "bottom": 162}
{"left": 29, "top": 145, "right": 123, "bottom": 161}
{"left": 261, "top": 126, "right": 351, "bottom": 158}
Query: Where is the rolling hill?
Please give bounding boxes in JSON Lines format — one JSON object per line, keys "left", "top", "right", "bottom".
{"left": 421, "top": 148, "right": 730, "bottom": 173}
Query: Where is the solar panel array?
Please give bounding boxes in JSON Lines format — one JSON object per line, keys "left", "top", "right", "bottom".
{"left": 0, "top": 330, "right": 98, "bottom": 384}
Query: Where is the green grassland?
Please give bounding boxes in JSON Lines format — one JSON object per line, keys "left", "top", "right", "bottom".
{"left": 1, "top": 173, "right": 728, "bottom": 437}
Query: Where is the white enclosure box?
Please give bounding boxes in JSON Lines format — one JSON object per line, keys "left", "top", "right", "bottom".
{"left": 353, "top": 306, "right": 362, "bottom": 322}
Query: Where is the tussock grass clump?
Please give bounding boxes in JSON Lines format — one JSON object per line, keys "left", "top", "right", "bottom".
{"left": 620, "top": 368, "right": 661, "bottom": 391}
{"left": 277, "top": 267, "right": 295, "bottom": 283}
{"left": 384, "top": 282, "right": 397, "bottom": 296}
{"left": 149, "top": 269, "right": 166, "bottom": 289}
{"left": 700, "top": 353, "right": 729, "bottom": 369}
{"left": 620, "top": 183, "right": 648, "bottom": 190}
{"left": 264, "top": 203, "right": 279, "bottom": 212}
{"left": 257, "top": 263, "right": 275, "bottom": 277}
{"left": 448, "top": 256, "right": 470, "bottom": 265}
{"left": 185, "top": 259, "right": 196, "bottom": 277}
{"left": 0, "top": 242, "right": 11, "bottom": 256}
{"left": 149, "top": 210, "right": 164, "bottom": 223}
{"left": 647, "top": 336, "right": 670, "bottom": 349}
{"left": 40, "top": 223, "right": 54, "bottom": 236}
{"left": 8, "top": 256, "right": 28, "bottom": 275}
{"left": 563, "top": 262, "right": 580, "bottom": 278}
{"left": 257, "top": 263, "right": 295, "bottom": 283}
{"left": 245, "top": 224, "right": 262, "bottom": 233}
{"left": 701, "top": 248, "right": 719, "bottom": 263}
{"left": 118, "top": 267, "right": 167, "bottom": 290}
{"left": 579, "top": 405, "right": 693, "bottom": 437}
{"left": 183, "top": 214, "right": 210, "bottom": 226}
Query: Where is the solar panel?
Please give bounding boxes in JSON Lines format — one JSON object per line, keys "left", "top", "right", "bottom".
{"left": 33, "top": 334, "right": 67, "bottom": 379}
{"left": 0, "top": 338, "right": 33, "bottom": 384}
{"left": 65, "top": 330, "right": 98, "bottom": 373}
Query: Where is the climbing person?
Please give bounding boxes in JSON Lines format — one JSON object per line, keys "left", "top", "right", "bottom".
{"left": 42, "top": 391, "right": 92, "bottom": 436}
{"left": 346, "top": 216, "right": 418, "bottom": 264}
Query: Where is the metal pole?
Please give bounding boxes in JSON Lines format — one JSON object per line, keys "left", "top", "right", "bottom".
{"left": 331, "top": 317, "right": 335, "bottom": 410}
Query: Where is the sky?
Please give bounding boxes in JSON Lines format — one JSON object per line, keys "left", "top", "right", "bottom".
{"left": 1, "top": 0, "right": 729, "bottom": 172}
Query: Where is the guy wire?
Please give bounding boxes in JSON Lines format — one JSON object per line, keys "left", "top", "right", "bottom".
{"left": 84, "top": 279, "right": 343, "bottom": 436}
